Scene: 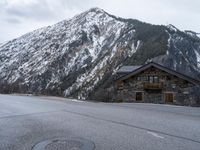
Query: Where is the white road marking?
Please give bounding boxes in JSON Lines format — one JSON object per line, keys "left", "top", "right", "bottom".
{"left": 147, "top": 131, "right": 165, "bottom": 139}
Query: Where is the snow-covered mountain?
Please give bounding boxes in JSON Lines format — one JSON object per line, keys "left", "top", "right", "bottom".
{"left": 0, "top": 8, "right": 200, "bottom": 100}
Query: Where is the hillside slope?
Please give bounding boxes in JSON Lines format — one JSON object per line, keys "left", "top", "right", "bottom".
{"left": 0, "top": 8, "right": 200, "bottom": 100}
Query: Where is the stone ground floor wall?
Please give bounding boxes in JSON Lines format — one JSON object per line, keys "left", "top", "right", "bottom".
{"left": 175, "top": 93, "right": 200, "bottom": 106}
{"left": 116, "top": 90, "right": 164, "bottom": 103}
{"left": 116, "top": 90, "right": 200, "bottom": 106}
{"left": 143, "top": 92, "right": 163, "bottom": 103}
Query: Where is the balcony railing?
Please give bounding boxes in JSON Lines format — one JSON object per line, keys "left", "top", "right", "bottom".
{"left": 143, "top": 82, "right": 163, "bottom": 89}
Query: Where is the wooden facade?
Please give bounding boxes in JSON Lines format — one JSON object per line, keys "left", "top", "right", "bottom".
{"left": 116, "top": 62, "right": 200, "bottom": 105}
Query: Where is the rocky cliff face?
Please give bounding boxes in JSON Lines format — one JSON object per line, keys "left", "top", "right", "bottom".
{"left": 0, "top": 8, "right": 200, "bottom": 100}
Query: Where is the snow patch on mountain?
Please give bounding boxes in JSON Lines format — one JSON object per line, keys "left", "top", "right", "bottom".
{"left": 197, "top": 34, "right": 200, "bottom": 39}
{"left": 195, "top": 50, "right": 200, "bottom": 68}
{"left": 0, "top": 7, "right": 134, "bottom": 99}
{"left": 0, "top": 7, "right": 200, "bottom": 100}
{"left": 167, "top": 24, "right": 178, "bottom": 32}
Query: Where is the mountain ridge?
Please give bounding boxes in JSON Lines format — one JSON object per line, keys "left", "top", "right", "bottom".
{"left": 0, "top": 7, "right": 200, "bottom": 100}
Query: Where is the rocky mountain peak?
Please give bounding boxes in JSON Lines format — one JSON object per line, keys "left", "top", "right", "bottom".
{"left": 184, "top": 30, "right": 200, "bottom": 39}
{"left": 167, "top": 24, "right": 179, "bottom": 32}
{"left": 0, "top": 8, "right": 200, "bottom": 101}
{"left": 87, "top": 7, "right": 106, "bottom": 13}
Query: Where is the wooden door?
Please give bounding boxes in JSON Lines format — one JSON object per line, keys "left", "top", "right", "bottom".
{"left": 136, "top": 92, "right": 143, "bottom": 101}
{"left": 165, "top": 93, "right": 173, "bottom": 103}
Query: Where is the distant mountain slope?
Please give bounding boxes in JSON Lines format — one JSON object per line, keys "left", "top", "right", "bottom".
{"left": 0, "top": 8, "right": 200, "bottom": 100}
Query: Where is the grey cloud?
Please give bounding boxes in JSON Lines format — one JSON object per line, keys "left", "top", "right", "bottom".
{"left": 4, "top": 0, "right": 57, "bottom": 21}
{"left": 163, "top": 0, "right": 200, "bottom": 13}
{"left": 0, "top": 0, "right": 199, "bottom": 42}
{"left": 58, "top": 0, "right": 94, "bottom": 9}
{"left": 3, "top": 0, "right": 94, "bottom": 22}
{"left": 4, "top": 17, "right": 21, "bottom": 24}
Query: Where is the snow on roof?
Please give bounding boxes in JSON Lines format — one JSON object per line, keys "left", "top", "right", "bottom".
{"left": 117, "top": 65, "right": 141, "bottom": 73}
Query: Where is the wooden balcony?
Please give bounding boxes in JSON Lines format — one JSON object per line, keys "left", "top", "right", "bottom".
{"left": 143, "top": 82, "right": 163, "bottom": 90}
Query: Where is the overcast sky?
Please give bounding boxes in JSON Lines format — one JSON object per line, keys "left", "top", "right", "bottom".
{"left": 0, "top": 0, "right": 199, "bottom": 43}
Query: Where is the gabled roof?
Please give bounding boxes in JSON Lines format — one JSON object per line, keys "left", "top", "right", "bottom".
{"left": 117, "top": 66, "right": 141, "bottom": 74}
{"left": 117, "top": 62, "right": 200, "bottom": 85}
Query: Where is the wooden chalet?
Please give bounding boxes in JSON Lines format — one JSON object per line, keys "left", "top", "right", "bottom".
{"left": 116, "top": 62, "right": 200, "bottom": 105}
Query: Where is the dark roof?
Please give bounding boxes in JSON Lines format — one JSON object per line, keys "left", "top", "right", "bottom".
{"left": 117, "top": 66, "right": 141, "bottom": 74}
{"left": 117, "top": 62, "right": 200, "bottom": 85}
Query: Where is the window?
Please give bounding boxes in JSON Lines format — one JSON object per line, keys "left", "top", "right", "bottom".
{"left": 149, "top": 76, "right": 154, "bottom": 83}
{"left": 154, "top": 76, "right": 159, "bottom": 83}
{"left": 148, "top": 76, "right": 159, "bottom": 83}
{"left": 141, "top": 76, "right": 147, "bottom": 81}
{"left": 171, "top": 84, "right": 176, "bottom": 89}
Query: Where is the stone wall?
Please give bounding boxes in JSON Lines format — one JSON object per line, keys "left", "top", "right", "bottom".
{"left": 143, "top": 92, "right": 163, "bottom": 103}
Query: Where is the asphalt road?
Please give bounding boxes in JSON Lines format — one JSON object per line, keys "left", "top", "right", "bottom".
{"left": 0, "top": 94, "right": 200, "bottom": 150}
